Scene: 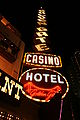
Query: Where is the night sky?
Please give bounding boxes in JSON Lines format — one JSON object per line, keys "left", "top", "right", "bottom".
{"left": 0, "top": 1, "right": 80, "bottom": 119}
{"left": 0, "top": 0, "right": 80, "bottom": 69}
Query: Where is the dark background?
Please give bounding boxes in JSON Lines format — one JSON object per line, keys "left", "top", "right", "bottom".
{"left": 0, "top": 1, "right": 80, "bottom": 80}
{"left": 0, "top": 0, "right": 79, "bottom": 60}
{"left": 0, "top": 1, "right": 79, "bottom": 119}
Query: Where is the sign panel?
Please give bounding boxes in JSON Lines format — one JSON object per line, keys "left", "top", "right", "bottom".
{"left": 33, "top": 9, "right": 51, "bottom": 52}
{"left": 23, "top": 52, "right": 62, "bottom": 68}
{"left": 19, "top": 68, "right": 69, "bottom": 102}
{"left": 0, "top": 69, "right": 22, "bottom": 100}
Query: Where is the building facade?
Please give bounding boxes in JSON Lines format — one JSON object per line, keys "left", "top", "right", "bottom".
{"left": 0, "top": 15, "right": 40, "bottom": 120}
{"left": 0, "top": 15, "right": 25, "bottom": 80}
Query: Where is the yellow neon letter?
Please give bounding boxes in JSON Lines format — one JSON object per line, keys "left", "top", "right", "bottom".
{"left": 37, "top": 21, "right": 47, "bottom": 25}
{"left": 15, "top": 83, "right": 23, "bottom": 100}
{"left": 36, "top": 32, "right": 48, "bottom": 37}
{"left": 36, "top": 37, "right": 46, "bottom": 43}
{"left": 35, "top": 44, "right": 50, "bottom": 51}
{"left": 1, "top": 76, "right": 15, "bottom": 95}
{"left": 37, "top": 27, "right": 47, "bottom": 31}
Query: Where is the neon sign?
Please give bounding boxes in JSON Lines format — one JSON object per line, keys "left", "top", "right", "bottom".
{"left": 24, "top": 82, "right": 61, "bottom": 102}
{"left": 23, "top": 52, "right": 62, "bottom": 68}
{"left": 19, "top": 8, "right": 69, "bottom": 103}
{"left": 34, "top": 9, "right": 50, "bottom": 52}
{"left": 19, "top": 68, "right": 69, "bottom": 102}
{"left": 0, "top": 70, "right": 22, "bottom": 100}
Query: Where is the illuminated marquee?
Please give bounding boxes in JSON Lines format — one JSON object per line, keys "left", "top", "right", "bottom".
{"left": 19, "top": 68, "right": 69, "bottom": 102}
{"left": 34, "top": 9, "right": 50, "bottom": 52}
{"left": 19, "top": 8, "right": 69, "bottom": 103}
{"left": 0, "top": 70, "right": 22, "bottom": 100}
{"left": 23, "top": 52, "right": 62, "bottom": 68}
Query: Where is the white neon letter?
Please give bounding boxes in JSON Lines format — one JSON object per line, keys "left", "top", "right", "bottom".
{"left": 32, "top": 55, "right": 37, "bottom": 63}
{"left": 39, "top": 55, "right": 44, "bottom": 64}
{"left": 54, "top": 57, "right": 59, "bottom": 65}
{"left": 26, "top": 72, "right": 33, "bottom": 81}
{"left": 51, "top": 75, "right": 57, "bottom": 83}
{"left": 34, "top": 73, "right": 42, "bottom": 82}
{"left": 48, "top": 56, "right": 54, "bottom": 65}
{"left": 58, "top": 75, "right": 64, "bottom": 84}
{"left": 26, "top": 54, "right": 32, "bottom": 63}
{"left": 43, "top": 74, "right": 49, "bottom": 82}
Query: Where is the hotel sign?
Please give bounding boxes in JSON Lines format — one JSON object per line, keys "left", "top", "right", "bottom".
{"left": 19, "top": 68, "right": 69, "bottom": 102}
{"left": 23, "top": 52, "right": 62, "bottom": 68}
{"left": 19, "top": 8, "right": 69, "bottom": 102}
{"left": 33, "top": 9, "right": 51, "bottom": 52}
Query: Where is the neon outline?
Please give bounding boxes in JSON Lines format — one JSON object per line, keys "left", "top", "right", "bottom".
{"left": 19, "top": 68, "right": 69, "bottom": 102}
{"left": 23, "top": 52, "right": 62, "bottom": 68}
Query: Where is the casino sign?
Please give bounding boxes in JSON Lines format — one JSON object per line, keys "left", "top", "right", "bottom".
{"left": 23, "top": 52, "right": 62, "bottom": 68}
{"left": 19, "top": 68, "right": 69, "bottom": 102}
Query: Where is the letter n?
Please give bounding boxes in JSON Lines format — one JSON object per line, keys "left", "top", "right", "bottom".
{"left": 1, "top": 76, "right": 15, "bottom": 95}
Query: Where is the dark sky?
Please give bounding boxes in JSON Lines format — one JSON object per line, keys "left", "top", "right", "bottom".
{"left": 0, "top": 2, "right": 79, "bottom": 119}
{"left": 0, "top": 0, "right": 80, "bottom": 68}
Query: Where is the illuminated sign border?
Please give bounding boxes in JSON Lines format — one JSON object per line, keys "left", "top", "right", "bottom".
{"left": 19, "top": 68, "right": 69, "bottom": 102}
{"left": 23, "top": 52, "right": 62, "bottom": 68}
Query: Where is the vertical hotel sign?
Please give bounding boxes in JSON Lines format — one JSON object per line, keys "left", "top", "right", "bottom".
{"left": 19, "top": 7, "right": 69, "bottom": 102}
{"left": 33, "top": 8, "right": 50, "bottom": 52}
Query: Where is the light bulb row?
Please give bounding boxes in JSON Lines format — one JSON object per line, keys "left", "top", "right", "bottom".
{"left": 0, "top": 111, "right": 23, "bottom": 120}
